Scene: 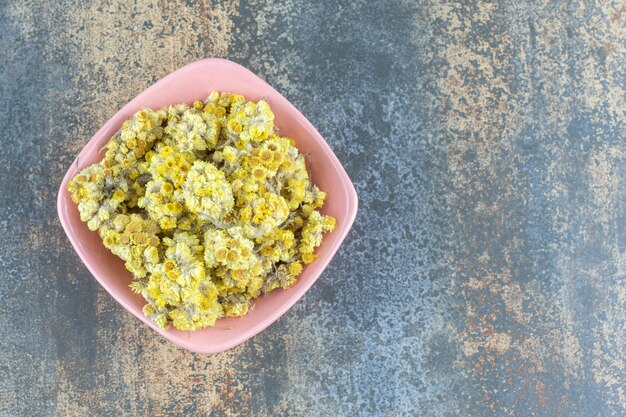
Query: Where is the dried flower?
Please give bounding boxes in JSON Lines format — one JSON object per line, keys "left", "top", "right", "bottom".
{"left": 68, "top": 92, "right": 335, "bottom": 331}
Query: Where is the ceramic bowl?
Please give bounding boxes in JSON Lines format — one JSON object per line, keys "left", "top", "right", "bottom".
{"left": 57, "top": 58, "right": 358, "bottom": 353}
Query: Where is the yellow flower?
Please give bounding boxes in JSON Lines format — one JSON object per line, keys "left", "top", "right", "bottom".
{"left": 161, "top": 182, "right": 174, "bottom": 194}
{"left": 302, "top": 253, "right": 318, "bottom": 264}
{"left": 289, "top": 261, "right": 303, "bottom": 276}
{"left": 181, "top": 161, "right": 234, "bottom": 225}
{"left": 222, "top": 146, "right": 238, "bottom": 164}
{"left": 112, "top": 190, "right": 125, "bottom": 201}
{"left": 67, "top": 92, "right": 336, "bottom": 331}
{"left": 159, "top": 217, "right": 177, "bottom": 229}
{"left": 227, "top": 119, "right": 242, "bottom": 134}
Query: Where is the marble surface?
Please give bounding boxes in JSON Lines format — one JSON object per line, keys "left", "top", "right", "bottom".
{"left": 1, "top": 1, "right": 624, "bottom": 416}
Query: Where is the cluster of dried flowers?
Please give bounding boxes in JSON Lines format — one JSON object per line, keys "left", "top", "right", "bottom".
{"left": 68, "top": 92, "right": 335, "bottom": 331}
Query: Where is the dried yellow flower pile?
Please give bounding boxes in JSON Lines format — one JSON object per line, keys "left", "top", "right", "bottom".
{"left": 68, "top": 92, "right": 336, "bottom": 331}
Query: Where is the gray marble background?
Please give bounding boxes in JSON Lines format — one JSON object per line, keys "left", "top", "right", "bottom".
{"left": 1, "top": 1, "right": 624, "bottom": 416}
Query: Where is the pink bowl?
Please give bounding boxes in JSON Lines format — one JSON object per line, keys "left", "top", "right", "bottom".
{"left": 57, "top": 58, "right": 358, "bottom": 353}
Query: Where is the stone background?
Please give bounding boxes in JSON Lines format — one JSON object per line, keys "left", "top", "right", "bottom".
{"left": 1, "top": 1, "right": 624, "bottom": 416}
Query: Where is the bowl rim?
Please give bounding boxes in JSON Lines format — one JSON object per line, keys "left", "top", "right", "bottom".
{"left": 57, "top": 58, "right": 358, "bottom": 353}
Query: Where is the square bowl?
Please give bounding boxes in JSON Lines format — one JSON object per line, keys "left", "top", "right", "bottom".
{"left": 57, "top": 58, "right": 358, "bottom": 353}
